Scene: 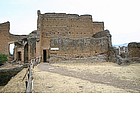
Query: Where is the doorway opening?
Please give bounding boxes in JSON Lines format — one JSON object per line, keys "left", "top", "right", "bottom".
{"left": 17, "top": 52, "right": 21, "bottom": 61}
{"left": 43, "top": 50, "right": 47, "bottom": 62}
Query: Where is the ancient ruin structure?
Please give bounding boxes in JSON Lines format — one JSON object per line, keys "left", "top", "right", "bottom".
{"left": 36, "top": 10, "right": 112, "bottom": 62}
{"left": 1, "top": 11, "right": 112, "bottom": 63}
{"left": 1, "top": 10, "right": 140, "bottom": 64}
{"left": 13, "top": 31, "right": 37, "bottom": 63}
{"left": 109, "top": 42, "right": 140, "bottom": 65}
{"left": 128, "top": 42, "right": 140, "bottom": 62}
{"left": 0, "top": 21, "right": 26, "bottom": 57}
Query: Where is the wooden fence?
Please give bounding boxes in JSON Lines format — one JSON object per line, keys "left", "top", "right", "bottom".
{"left": 24, "top": 57, "right": 41, "bottom": 93}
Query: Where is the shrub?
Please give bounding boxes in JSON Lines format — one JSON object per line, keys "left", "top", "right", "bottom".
{"left": 0, "top": 54, "right": 8, "bottom": 65}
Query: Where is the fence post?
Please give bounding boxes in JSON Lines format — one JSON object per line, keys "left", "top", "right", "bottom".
{"left": 25, "top": 60, "right": 34, "bottom": 93}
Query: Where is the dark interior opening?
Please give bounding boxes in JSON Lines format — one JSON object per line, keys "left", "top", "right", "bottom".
{"left": 17, "top": 52, "right": 21, "bottom": 61}
{"left": 43, "top": 50, "right": 47, "bottom": 62}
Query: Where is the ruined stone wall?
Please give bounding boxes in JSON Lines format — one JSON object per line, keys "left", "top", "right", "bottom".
{"left": 36, "top": 11, "right": 104, "bottom": 60}
{"left": 27, "top": 30, "right": 37, "bottom": 60}
{"left": 50, "top": 36, "right": 110, "bottom": 61}
{"left": 0, "top": 21, "right": 27, "bottom": 57}
{"left": 128, "top": 42, "right": 140, "bottom": 58}
{"left": 14, "top": 42, "right": 24, "bottom": 63}
{"left": 36, "top": 11, "right": 43, "bottom": 58}
{"left": 93, "top": 30, "right": 110, "bottom": 38}
{"left": 0, "top": 22, "right": 10, "bottom": 55}
{"left": 9, "top": 34, "right": 27, "bottom": 42}
{"left": 92, "top": 22, "right": 104, "bottom": 35}
{"left": 128, "top": 42, "right": 140, "bottom": 62}
{"left": 28, "top": 38, "right": 36, "bottom": 59}
{"left": 109, "top": 43, "right": 140, "bottom": 64}
{"left": 39, "top": 12, "right": 104, "bottom": 39}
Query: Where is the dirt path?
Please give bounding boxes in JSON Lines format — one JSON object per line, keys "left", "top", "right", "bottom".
{"left": 33, "top": 62, "right": 140, "bottom": 93}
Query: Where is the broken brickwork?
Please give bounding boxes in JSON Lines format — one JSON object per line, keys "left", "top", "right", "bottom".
{"left": 36, "top": 10, "right": 111, "bottom": 62}
{"left": 0, "top": 21, "right": 26, "bottom": 57}
{"left": 49, "top": 30, "right": 111, "bottom": 62}
{"left": 128, "top": 42, "right": 140, "bottom": 62}
{"left": 0, "top": 11, "right": 112, "bottom": 63}
{"left": 13, "top": 31, "right": 37, "bottom": 63}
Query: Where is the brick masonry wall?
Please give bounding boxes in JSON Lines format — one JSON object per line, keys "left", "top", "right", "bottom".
{"left": 36, "top": 11, "right": 105, "bottom": 60}
{"left": 14, "top": 47, "right": 24, "bottom": 62}
{"left": 39, "top": 13, "right": 104, "bottom": 39}
{"left": 0, "top": 22, "right": 10, "bottom": 55}
{"left": 92, "top": 22, "right": 104, "bottom": 35}
{"left": 50, "top": 36, "right": 110, "bottom": 59}
{"left": 0, "top": 21, "right": 27, "bottom": 56}
{"left": 128, "top": 42, "right": 140, "bottom": 58}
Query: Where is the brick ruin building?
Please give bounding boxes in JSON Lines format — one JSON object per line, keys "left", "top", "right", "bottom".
{"left": 1, "top": 10, "right": 140, "bottom": 64}
{"left": 13, "top": 31, "right": 37, "bottom": 63}
{"left": 1, "top": 10, "right": 113, "bottom": 63}
{"left": 0, "top": 21, "right": 37, "bottom": 63}
{"left": 127, "top": 42, "right": 140, "bottom": 62}
{"left": 109, "top": 42, "right": 140, "bottom": 65}
{"left": 0, "top": 22, "right": 26, "bottom": 59}
{"left": 36, "top": 10, "right": 112, "bottom": 62}
{"left": 0, "top": 11, "right": 112, "bottom": 63}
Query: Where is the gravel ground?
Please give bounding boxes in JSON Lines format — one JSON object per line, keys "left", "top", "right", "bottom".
{"left": 1, "top": 62, "right": 139, "bottom": 93}
{"left": 33, "top": 62, "right": 140, "bottom": 93}
{"left": 0, "top": 86, "right": 4, "bottom": 90}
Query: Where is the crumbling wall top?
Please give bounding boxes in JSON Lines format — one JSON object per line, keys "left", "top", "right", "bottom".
{"left": 0, "top": 21, "right": 10, "bottom": 32}
{"left": 128, "top": 42, "right": 140, "bottom": 48}
{"left": 38, "top": 10, "right": 92, "bottom": 20}
{"left": 93, "top": 30, "right": 111, "bottom": 38}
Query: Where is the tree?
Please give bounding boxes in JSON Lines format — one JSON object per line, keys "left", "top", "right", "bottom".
{"left": 0, "top": 54, "right": 8, "bottom": 65}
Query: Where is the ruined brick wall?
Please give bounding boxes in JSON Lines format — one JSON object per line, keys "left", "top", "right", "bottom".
{"left": 128, "top": 42, "right": 140, "bottom": 62}
{"left": 14, "top": 43, "right": 24, "bottom": 63}
{"left": 109, "top": 43, "right": 140, "bottom": 64}
{"left": 0, "top": 21, "right": 27, "bottom": 57}
{"left": 9, "top": 34, "right": 27, "bottom": 42}
{"left": 50, "top": 36, "right": 110, "bottom": 60}
{"left": 0, "top": 22, "right": 10, "bottom": 55}
{"left": 92, "top": 22, "right": 104, "bottom": 35}
{"left": 13, "top": 30, "right": 37, "bottom": 63}
{"left": 36, "top": 10, "right": 104, "bottom": 60}
{"left": 38, "top": 11, "right": 104, "bottom": 39}
{"left": 92, "top": 30, "right": 111, "bottom": 38}
{"left": 27, "top": 30, "right": 37, "bottom": 60}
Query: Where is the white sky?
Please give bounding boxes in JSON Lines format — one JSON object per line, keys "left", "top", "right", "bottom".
{"left": 0, "top": 0, "right": 140, "bottom": 45}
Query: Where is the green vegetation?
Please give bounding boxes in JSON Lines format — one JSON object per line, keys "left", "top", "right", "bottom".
{"left": 0, "top": 54, "right": 8, "bottom": 65}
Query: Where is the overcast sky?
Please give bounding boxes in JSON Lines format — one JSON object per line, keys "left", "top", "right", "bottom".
{"left": 0, "top": 0, "right": 140, "bottom": 45}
